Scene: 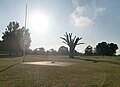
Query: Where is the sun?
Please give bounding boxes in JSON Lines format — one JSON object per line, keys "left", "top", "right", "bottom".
{"left": 30, "top": 11, "right": 49, "bottom": 33}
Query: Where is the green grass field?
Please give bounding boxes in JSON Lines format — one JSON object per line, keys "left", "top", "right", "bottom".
{"left": 0, "top": 55, "right": 120, "bottom": 87}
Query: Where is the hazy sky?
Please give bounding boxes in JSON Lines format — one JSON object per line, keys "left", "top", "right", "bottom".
{"left": 0, "top": 0, "right": 120, "bottom": 54}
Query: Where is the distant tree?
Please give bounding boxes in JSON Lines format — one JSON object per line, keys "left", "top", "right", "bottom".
{"left": 108, "top": 43, "right": 118, "bottom": 56}
{"left": 26, "top": 48, "right": 33, "bottom": 55}
{"left": 58, "top": 46, "right": 69, "bottom": 55}
{"left": 0, "top": 40, "right": 7, "bottom": 54}
{"left": 45, "top": 50, "right": 51, "bottom": 55}
{"left": 33, "top": 48, "right": 39, "bottom": 55}
{"left": 96, "top": 42, "right": 108, "bottom": 56}
{"left": 50, "top": 49, "right": 57, "bottom": 55}
{"left": 23, "top": 28, "right": 31, "bottom": 53}
{"left": 96, "top": 42, "right": 118, "bottom": 56}
{"left": 33, "top": 48, "right": 45, "bottom": 55}
{"left": 73, "top": 50, "right": 80, "bottom": 56}
{"left": 60, "top": 32, "right": 84, "bottom": 58}
{"left": 0, "top": 41, "right": 4, "bottom": 50}
{"left": 38, "top": 48, "right": 45, "bottom": 55}
{"left": 2, "top": 21, "right": 31, "bottom": 55}
{"left": 2, "top": 22, "right": 19, "bottom": 55}
{"left": 84, "top": 45, "right": 93, "bottom": 56}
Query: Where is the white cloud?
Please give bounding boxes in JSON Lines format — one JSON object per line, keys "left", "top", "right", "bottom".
{"left": 95, "top": 7, "right": 106, "bottom": 13}
{"left": 75, "top": 6, "right": 87, "bottom": 14}
{"left": 70, "top": 5, "right": 106, "bottom": 28}
{"left": 71, "top": 15, "right": 93, "bottom": 27}
{"left": 70, "top": 6, "right": 93, "bottom": 28}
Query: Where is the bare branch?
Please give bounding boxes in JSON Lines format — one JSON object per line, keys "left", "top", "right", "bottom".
{"left": 62, "top": 41, "right": 68, "bottom": 45}
{"left": 66, "top": 32, "right": 69, "bottom": 43}
{"left": 64, "top": 34, "right": 67, "bottom": 37}
{"left": 66, "top": 32, "right": 68, "bottom": 36}
{"left": 74, "top": 37, "right": 80, "bottom": 44}
{"left": 69, "top": 33, "right": 72, "bottom": 37}
{"left": 64, "top": 32, "right": 67, "bottom": 37}
{"left": 77, "top": 43, "right": 85, "bottom": 45}
{"left": 73, "top": 36, "right": 76, "bottom": 43}
{"left": 79, "top": 37, "right": 82, "bottom": 40}
{"left": 60, "top": 37, "right": 67, "bottom": 42}
{"left": 69, "top": 33, "right": 72, "bottom": 42}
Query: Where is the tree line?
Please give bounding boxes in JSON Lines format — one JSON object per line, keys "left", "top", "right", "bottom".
{"left": 0, "top": 21, "right": 119, "bottom": 57}
{"left": 60, "top": 32, "right": 119, "bottom": 58}
{"left": 26, "top": 41, "right": 119, "bottom": 57}
{"left": 85, "top": 42, "right": 118, "bottom": 56}
{"left": 26, "top": 46, "right": 80, "bottom": 56}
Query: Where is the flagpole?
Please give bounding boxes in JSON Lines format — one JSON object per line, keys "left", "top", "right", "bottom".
{"left": 22, "top": 4, "right": 27, "bottom": 62}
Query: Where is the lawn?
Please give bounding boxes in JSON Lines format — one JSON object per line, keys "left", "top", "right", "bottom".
{"left": 0, "top": 55, "right": 120, "bottom": 87}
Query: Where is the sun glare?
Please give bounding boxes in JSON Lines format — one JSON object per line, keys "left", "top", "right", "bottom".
{"left": 30, "top": 11, "right": 49, "bottom": 33}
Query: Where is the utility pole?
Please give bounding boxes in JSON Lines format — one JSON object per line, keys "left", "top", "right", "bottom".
{"left": 22, "top": 4, "right": 27, "bottom": 62}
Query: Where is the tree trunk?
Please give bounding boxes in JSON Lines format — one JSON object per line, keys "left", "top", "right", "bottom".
{"left": 9, "top": 51, "right": 12, "bottom": 56}
{"left": 9, "top": 48, "right": 12, "bottom": 56}
{"left": 69, "top": 47, "right": 74, "bottom": 58}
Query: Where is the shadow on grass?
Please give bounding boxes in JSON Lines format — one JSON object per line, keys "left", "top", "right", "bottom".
{"left": 0, "top": 55, "right": 22, "bottom": 58}
{"left": 0, "top": 63, "right": 20, "bottom": 73}
{"left": 79, "top": 58, "right": 120, "bottom": 65}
